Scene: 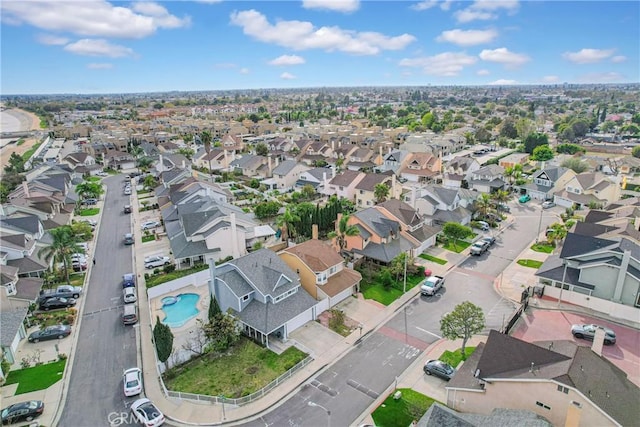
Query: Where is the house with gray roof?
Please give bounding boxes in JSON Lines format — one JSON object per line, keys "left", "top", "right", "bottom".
{"left": 0, "top": 307, "right": 28, "bottom": 366}
{"left": 270, "top": 160, "right": 309, "bottom": 191}
{"left": 468, "top": 164, "right": 506, "bottom": 193}
{"left": 229, "top": 154, "right": 269, "bottom": 178}
{"left": 210, "top": 249, "right": 318, "bottom": 347}
{"left": 417, "top": 402, "right": 552, "bottom": 427}
{"left": 409, "top": 184, "right": 473, "bottom": 227}
{"left": 535, "top": 232, "right": 640, "bottom": 315}
{"left": 443, "top": 156, "right": 481, "bottom": 189}
{"left": 324, "top": 170, "right": 366, "bottom": 200}
{"left": 446, "top": 330, "right": 639, "bottom": 427}
{"left": 519, "top": 167, "right": 575, "bottom": 201}
{"left": 554, "top": 172, "right": 621, "bottom": 209}
{"left": 295, "top": 167, "right": 332, "bottom": 192}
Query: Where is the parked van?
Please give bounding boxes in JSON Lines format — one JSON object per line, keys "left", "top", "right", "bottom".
{"left": 122, "top": 304, "right": 138, "bottom": 325}
{"left": 123, "top": 287, "right": 137, "bottom": 304}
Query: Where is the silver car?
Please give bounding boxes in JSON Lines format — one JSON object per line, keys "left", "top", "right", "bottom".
{"left": 571, "top": 324, "right": 616, "bottom": 345}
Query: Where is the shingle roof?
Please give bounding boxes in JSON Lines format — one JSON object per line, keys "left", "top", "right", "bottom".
{"left": 354, "top": 173, "right": 388, "bottom": 191}
{"left": 0, "top": 308, "right": 28, "bottom": 347}
{"left": 559, "top": 233, "right": 618, "bottom": 258}
{"left": 283, "top": 239, "right": 343, "bottom": 272}
{"left": 353, "top": 208, "right": 400, "bottom": 238}
{"left": 228, "top": 249, "right": 300, "bottom": 297}
{"left": 272, "top": 159, "right": 300, "bottom": 176}
{"left": 329, "top": 170, "right": 362, "bottom": 187}
{"left": 0, "top": 215, "right": 41, "bottom": 235}
{"left": 377, "top": 199, "right": 422, "bottom": 227}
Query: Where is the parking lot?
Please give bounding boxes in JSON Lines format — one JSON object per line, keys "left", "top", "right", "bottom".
{"left": 511, "top": 309, "right": 640, "bottom": 386}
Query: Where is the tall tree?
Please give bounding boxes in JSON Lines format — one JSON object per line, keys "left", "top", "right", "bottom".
{"left": 209, "top": 294, "right": 221, "bottom": 321}
{"left": 38, "top": 226, "right": 82, "bottom": 285}
{"left": 328, "top": 214, "right": 360, "bottom": 255}
{"left": 201, "top": 311, "right": 240, "bottom": 352}
{"left": 277, "top": 206, "right": 300, "bottom": 241}
{"left": 76, "top": 181, "right": 103, "bottom": 199}
{"left": 201, "top": 130, "right": 213, "bottom": 177}
{"left": 374, "top": 183, "right": 390, "bottom": 204}
{"left": 442, "top": 222, "right": 472, "bottom": 251}
{"left": 440, "top": 301, "right": 485, "bottom": 355}
{"left": 474, "top": 193, "right": 491, "bottom": 218}
{"left": 153, "top": 317, "right": 174, "bottom": 368}
{"left": 524, "top": 132, "right": 549, "bottom": 154}
{"left": 491, "top": 190, "right": 510, "bottom": 214}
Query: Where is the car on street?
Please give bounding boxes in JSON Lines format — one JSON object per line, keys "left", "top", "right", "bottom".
{"left": 39, "top": 297, "right": 76, "bottom": 311}
{"left": 420, "top": 275, "right": 445, "bottom": 296}
{"left": 141, "top": 220, "right": 161, "bottom": 230}
{"left": 123, "top": 368, "right": 143, "bottom": 397}
{"left": 542, "top": 201, "right": 556, "bottom": 209}
{"left": 571, "top": 324, "right": 616, "bottom": 345}
{"left": 28, "top": 325, "right": 71, "bottom": 343}
{"left": 81, "top": 198, "right": 98, "bottom": 205}
{"left": 144, "top": 255, "right": 171, "bottom": 269}
{"left": 124, "top": 233, "right": 134, "bottom": 245}
{"left": 481, "top": 236, "right": 496, "bottom": 246}
{"left": 124, "top": 205, "right": 132, "bottom": 214}
{"left": 423, "top": 360, "right": 456, "bottom": 381}
{"left": 470, "top": 240, "right": 489, "bottom": 256}
{"left": 475, "top": 220, "right": 490, "bottom": 231}
{"left": 124, "top": 187, "right": 132, "bottom": 195}
{"left": 131, "top": 398, "right": 165, "bottom": 427}
{"left": 123, "top": 273, "right": 136, "bottom": 288}
{"left": 1, "top": 400, "right": 44, "bottom": 424}
{"left": 123, "top": 286, "right": 137, "bottom": 303}
{"left": 519, "top": 194, "right": 531, "bottom": 203}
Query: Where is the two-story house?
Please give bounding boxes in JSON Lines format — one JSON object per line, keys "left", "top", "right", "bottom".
{"left": 520, "top": 167, "right": 576, "bottom": 201}
{"left": 554, "top": 172, "right": 622, "bottom": 209}
{"left": 193, "top": 148, "right": 234, "bottom": 172}
{"left": 280, "top": 239, "right": 362, "bottom": 308}
{"left": 61, "top": 152, "right": 100, "bottom": 175}
{"left": 229, "top": 154, "right": 269, "bottom": 178}
{"left": 0, "top": 233, "right": 48, "bottom": 279}
{"left": 324, "top": 170, "right": 366, "bottom": 200}
{"left": 270, "top": 160, "right": 310, "bottom": 192}
{"left": 442, "top": 156, "right": 481, "bottom": 189}
{"left": 468, "top": 164, "right": 506, "bottom": 193}
{"left": 376, "top": 149, "right": 410, "bottom": 174}
{"left": 210, "top": 249, "right": 318, "bottom": 346}
{"left": 344, "top": 148, "right": 375, "bottom": 172}
{"left": 295, "top": 167, "right": 331, "bottom": 192}
{"left": 354, "top": 173, "right": 401, "bottom": 208}
{"left": 220, "top": 134, "right": 245, "bottom": 152}
{"left": 410, "top": 185, "right": 473, "bottom": 226}
{"left": 399, "top": 152, "right": 442, "bottom": 183}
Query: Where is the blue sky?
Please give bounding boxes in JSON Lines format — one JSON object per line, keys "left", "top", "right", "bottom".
{"left": 1, "top": 0, "right": 638, "bottom": 95}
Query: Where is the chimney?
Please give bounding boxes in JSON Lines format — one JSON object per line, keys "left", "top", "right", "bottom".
{"left": 412, "top": 186, "right": 417, "bottom": 209}
{"left": 158, "top": 154, "right": 164, "bottom": 173}
{"left": 332, "top": 166, "right": 337, "bottom": 179}
{"left": 388, "top": 147, "right": 392, "bottom": 154}
{"left": 182, "top": 159, "right": 186, "bottom": 169}
{"left": 332, "top": 140, "right": 335, "bottom": 151}
{"left": 22, "top": 181, "right": 30, "bottom": 198}
{"left": 275, "top": 157, "right": 280, "bottom": 167}
{"left": 379, "top": 145, "right": 383, "bottom": 158}
{"left": 230, "top": 213, "right": 241, "bottom": 259}
{"left": 268, "top": 156, "right": 273, "bottom": 176}
{"left": 312, "top": 224, "right": 319, "bottom": 240}
{"left": 591, "top": 327, "right": 606, "bottom": 356}
{"left": 391, "top": 174, "right": 397, "bottom": 199}
{"left": 224, "top": 149, "right": 228, "bottom": 167}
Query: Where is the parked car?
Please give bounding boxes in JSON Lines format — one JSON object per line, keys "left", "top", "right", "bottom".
{"left": 81, "top": 198, "right": 98, "bottom": 205}
{"left": 1, "top": 400, "right": 44, "bottom": 424}
{"left": 542, "top": 201, "right": 556, "bottom": 209}
{"left": 124, "top": 188, "right": 132, "bottom": 196}
{"left": 420, "top": 275, "right": 445, "bottom": 296}
{"left": 124, "top": 205, "right": 132, "bottom": 214}
{"left": 123, "top": 368, "right": 143, "bottom": 397}
{"left": 470, "top": 240, "right": 489, "bottom": 256}
{"left": 141, "top": 220, "right": 160, "bottom": 230}
{"left": 123, "top": 286, "right": 137, "bottom": 303}
{"left": 481, "top": 236, "right": 496, "bottom": 246}
{"left": 122, "top": 304, "right": 139, "bottom": 325}
{"left": 495, "top": 203, "right": 511, "bottom": 213}
{"left": 131, "top": 398, "right": 165, "bottom": 427}
{"left": 423, "top": 360, "right": 456, "bottom": 381}
{"left": 39, "top": 297, "right": 76, "bottom": 311}
{"left": 28, "top": 325, "right": 71, "bottom": 342}
{"left": 144, "top": 255, "right": 171, "bottom": 269}
{"left": 519, "top": 194, "right": 531, "bottom": 203}
{"left": 80, "top": 219, "right": 97, "bottom": 227}
{"left": 571, "top": 324, "right": 616, "bottom": 345}
{"left": 122, "top": 273, "right": 136, "bottom": 288}
{"left": 39, "top": 285, "right": 82, "bottom": 302}
{"left": 475, "top": 220, "right": 490, "bottom": 231}
{"left": 124, "top": 233, "right": 134, "bottom": 245}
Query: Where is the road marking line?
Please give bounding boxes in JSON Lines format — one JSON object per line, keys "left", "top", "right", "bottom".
{"left": 415, "top": 326, "right": 442, "bottom": 339}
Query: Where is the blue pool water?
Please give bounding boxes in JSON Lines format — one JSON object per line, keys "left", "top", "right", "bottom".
{"left": 161, "top": 293, "right": 200, "bottom": 328}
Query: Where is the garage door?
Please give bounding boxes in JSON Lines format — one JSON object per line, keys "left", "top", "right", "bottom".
{"left": 286, "top": 306, "right": 314, "bottom": 336}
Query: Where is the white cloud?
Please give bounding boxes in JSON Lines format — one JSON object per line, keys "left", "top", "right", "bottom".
{"left": 399, "top": 52, "right": 477, "bottom": 76}
{"left": 479, "top": 47, "right": 529, "bottom": 67}
{"left": 542, "top": 75, "right": 560, "bottom": 83}
{"left": 562, "top": 48, "right": 615, "bottom": 64}
{"left": 476, "top": 69, "right": 490, "bottom": 76}
{"left": 64, "top": 39, "right": 135, "bottom": 58}
{"left": 36, "top": 34, "right": 69, "bottom": 45}
{"left": 302, "top": 0, "right": 360, "bottom": 13}
{"left": 436, "top": 29, "right": 497, "bottom": 46}
{"left": 455, "top": 0, "right": 519, "bottom": 23}
{"left": 577, "top": 72, "right": 624, "bottom": 83}
{"left": 280, "top": 72, "right": 296, "bottom": 80}
{"left": 411, "top": 0, "right": 453, "bottom": 11}
{"left": 0, "top": 0, "right": 190, "bottom": 39}
{"left": 611, "top": 55, "right": 627, "bottom": 63}
{"left": 268, "top": 55, "right": 306, "bottom": 66}
{"left": 239, "top": 68, "right": 250, "bottom": 74}
{"left": 230, "top": 9, "right": 415, "bottom": 56}
{"left": 488, "top": 79, "right": 518, "bottom": 85}
{"left": 87, "top": 63, "right": 113, "bottom": 69}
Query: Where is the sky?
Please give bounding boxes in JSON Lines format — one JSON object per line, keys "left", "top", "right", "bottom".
{"left": 1, "top": 0, "right": 639, "bottom": 95}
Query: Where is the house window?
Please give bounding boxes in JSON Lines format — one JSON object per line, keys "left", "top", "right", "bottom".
{"left": 557, "top": 385, "right": 569, "bottom": 394}
{"left": 242, "top": 294, "right": 250, "bottom": 301}
{"left": 535, "top": 401, "right": 551, "bottom": 410}
{"left": 339, "top": 186, "right": 344, "bottom": 191}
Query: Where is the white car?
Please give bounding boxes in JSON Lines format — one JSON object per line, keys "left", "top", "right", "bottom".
{"left": 542, "top": 201, "right": 556, "bottom": 209}
{"left": 123, "top": 287, "right": 137, "bottom": 303}
{"left": 123, "top": 368, "right": 142, "bottom": 397}
{"left": 124, "top": 188, "right": 132, "bottom": 195}
{"left": 141, "top": 221, "right": 160, "bottom": 230}
{"left": 144, "top": 255, "right": 171, "bottom": 269}
{"left": 131, "top": 398, "right": 165, "bottom": 427}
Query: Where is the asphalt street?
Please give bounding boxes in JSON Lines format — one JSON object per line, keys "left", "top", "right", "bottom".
{"left": 58, "top": 175, "right": 140, "bottom": 427}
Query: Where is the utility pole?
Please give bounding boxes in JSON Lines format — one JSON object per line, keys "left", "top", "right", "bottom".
{"left": 403, "top": 253, "right": 407, "bottom": 293}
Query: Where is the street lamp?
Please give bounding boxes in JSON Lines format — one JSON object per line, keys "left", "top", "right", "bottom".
{"left": 535, "top": 204, "right": 544, "bottom": 243}
{"left": 308, "top": 401, "right": 331, "bottom": 427}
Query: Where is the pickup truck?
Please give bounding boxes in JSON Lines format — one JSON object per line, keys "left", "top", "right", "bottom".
{"left": 39, "top": 285, "right": 82, "bottom": 302}
{"left": 420, "top": 275, "right": 444, "bottom": 296}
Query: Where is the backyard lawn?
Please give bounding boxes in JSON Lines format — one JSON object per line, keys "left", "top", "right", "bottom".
{"left": 145, "top": 263, "right": 208, "bottom": 287}
{"left": 163, "top": 337, "right": 307, "bottom": 398}
{"left": 4, "top": 360, "right": 67, "bottom": 394}
{"left": 418, "top": 254, "right": 447, "bottom": 265}
{"left": 517, "top": 259, "right": 544, "bottom": 269}
{"left": 360, "top": 274, "right": 424, "bottom": 306}
{"left": 372, "top": 388, "right": 438, "bottom": 427}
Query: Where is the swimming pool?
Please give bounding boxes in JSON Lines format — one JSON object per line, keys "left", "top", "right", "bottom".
{"left": 161, "top": 293, "right": 201, "bottom": 328}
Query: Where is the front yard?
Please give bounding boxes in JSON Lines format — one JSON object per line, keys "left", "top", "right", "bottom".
{"left": 78, "top": 208, "right": 99, "bottom": 216}
{"left": 163, "top": 337, "right": 307, "bottom": 398}
{"left": 372, "top": 388, "right": 439, "bottom": 427}
{"left": 360, "top": 273, "right": 425, "bottom": 306}
{"left": 4, "top": 359, "right": 67, "bottom": 394}
{"left": 517, "top": 259, "right": 543, "bottom": 269}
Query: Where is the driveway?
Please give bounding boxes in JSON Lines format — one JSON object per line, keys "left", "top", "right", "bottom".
{"left": 511, "top": 309, "right": 640, "bottom": 386}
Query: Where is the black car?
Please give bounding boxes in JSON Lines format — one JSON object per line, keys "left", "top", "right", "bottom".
{"left": 39, "top": 297, "right": 76, "bottom": 311}
{"left": 1, "top": 400, "right": 44, "bottom": 424}
{"left": 423, "top": 360, "right": 456, "bottom": 381}
{"left": 28, "top": 325, "right": 72, "bottom": 343}
{"left": 122, "top": 273, "right": 135, "bottom": 288}
{"left": 481, "top": 236, "right": 496, "bottom": 246}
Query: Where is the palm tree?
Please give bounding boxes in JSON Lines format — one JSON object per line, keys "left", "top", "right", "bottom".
{"left": 38, "top": 226, "right": 82, "bottom": 285}
{"left": 328, "top": 214, "right": 360, "bottom": 256}
{"left": 474, "top": 193, "right": 491, "bottom": 219}
{"left": 276, "top": 206, "right": 300, "bottom": 242}
{"left": 374, "top": 183, "right": 390, "bottom": 204}
{"left": 546, "top": 222, "right": 568, "bottom": 247}
{"left": 491, "top": 189, "right": 510, "bottom": 215}
{"left": 201, "top": 130, "right": 213, "bottom": 178}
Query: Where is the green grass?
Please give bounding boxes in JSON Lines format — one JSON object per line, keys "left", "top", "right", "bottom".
{"left": 137, "top": 188, "right": 151, "bottom": 195}
{"left": 4, "top": 360, "right": 67, "bottom": 394}
{"left": 443, "top": 240, "right": 471, "bottom": 253}
{"left": 33, "top": 308, "right": 76, "bottom": 328}
{"left": 86, "top": 176, "right": 101, "bottom": 182}
{"left": 372, "top": 388, "right": 438, "bottom": 427}
{"left": 360, "top": 274, "right": 424, "bottom": 306}
{"left": 439, "top": 347, "right": 476, "bottom": 368}
{"left": 16, "top": 139, "right": 25, "bottom": 146}
{"left": 21, "top": 142, "right": 42, "bottom": 161}
{"left": 517, "top": 259, "right": 544, "bottom": 269}
{"left": 418, "top": 254, "right": 447, "bottom": 265}
{"left": 146, "top": 263, "right": 208, "bottom": 287}
{"left": 163, "top": 337, "right": 307, "bottom": 398}
{"left": 141, "top": 234, "right": 156, "bottom": 243}
{"left": 531, "top": 243, "right": 554, "bottom": 253}
{"left": 78, "top": 208, "right": 99, "bottom": 216}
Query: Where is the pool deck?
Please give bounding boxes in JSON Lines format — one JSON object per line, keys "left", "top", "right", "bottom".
{"left": 150, "top": 284, "right": 210, "bottom": 331}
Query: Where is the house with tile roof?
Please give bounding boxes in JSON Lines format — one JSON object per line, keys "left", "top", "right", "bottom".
{"left": 280, "top": 239, "right": 362, "bottom": 308}
{"left": 446, "top": 330, "right": 639, "bottom": 427}
{"left": 399, "top": 152, "right": 442, "bottom": 183}
{"left": 324, "top": 170, "right": 366, "bottom": 199}
{"left": 442, "top": 156, "right": 481, "bottom": 189}
{"left": 354, "top": 173, "right": 402, "bottom": 208}
{"left": 554, "top": 172, "right": 621, "bottom": 209}
{"left": 519, "top": 167, "right": 576, "bottom": 201}
{"left": 210, "top": 248, "right": 318, "bottom": 346}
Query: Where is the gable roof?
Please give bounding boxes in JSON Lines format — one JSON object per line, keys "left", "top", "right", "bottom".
{"left": 283, "top": 239, "right": 343, "bottom": 271}
{"left": 354, "top": 173, "right": 389, "bottom": 191}
{"left": 272, "top": 159, "right": 302, "bottom": 176}
{"left": 534, "top": 166, "right": 570, "bottom": 182}
{"left": 227, "top": 248, "right": 300, "bottom": 297}
{"left": 0, "top": 215, "right": 41, "bottom": 235}
{"left": 329, "top": 170, "right": 363, "bottom": 187}
{"left": 377, "top": 199, "right": 422, "bottom": 227}
{"left": 0, "top": 308, "right": 28, "bottom": 347}
{"left": 559, "top": 233, "right": 619, "bottom": 258}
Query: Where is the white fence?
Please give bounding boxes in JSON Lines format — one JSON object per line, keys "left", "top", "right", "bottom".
{"left": 543, "top": 286, "right": 639, "bottom": 323}
{"left": 147, "top": 269, "right": 209, "bottom": 299}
